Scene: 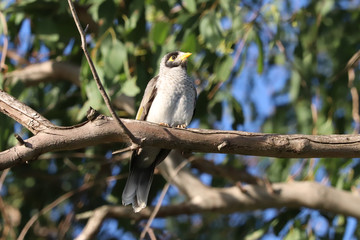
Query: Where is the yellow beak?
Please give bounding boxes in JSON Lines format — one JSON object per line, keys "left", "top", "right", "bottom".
{"left": 179, "top": 52, "right": 192, "bottom": 61}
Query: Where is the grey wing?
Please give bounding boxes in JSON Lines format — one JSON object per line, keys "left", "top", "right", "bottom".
{"left": 191, "top": 83, "right": 197, "bottom": 120}
{"left": 135, "top": 76, "right": 159, "bottom": 121}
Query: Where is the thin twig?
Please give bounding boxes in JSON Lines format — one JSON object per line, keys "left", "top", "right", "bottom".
{"left": 67, "top": 0, "right": 139, "bottom": 148}
{"left": 17, "top": 174, "right": 127, "bottom": 240}
{"left": 0, "top": 46, "right": 28, "bottom": 65}
{"left": 140, "top": 158, "right": 193, "bottom": 239}
{"left": 348, "top": 68, "right": 360, "bottom": 133}
{"left": 331, "top": 49, "right": 360, "bottom": 83}
{"left": 17, "top": 183, "right": 92, "bottom": 240}
{"left": 146, "top": 228, "right": 157, "bottom": 240}
{"left": 112, "top": 145, "right": 132, "bottom": 155}
{"left": 58, "top": 212, "right": 74, "bottom": 240}
{"left": 311, "top": 102, "right": 318, "bottom": 135}
{"left": 0, "top": 169, "right": 16, "bottom": 239}
{"left": 0, "top": 10, "right": 9, "bottom": 73}
{"left": 289, "top": 159, "right": 308, "bottom": 180}
{"left": 0, "top": 168, "right": 9, "bottom": 190}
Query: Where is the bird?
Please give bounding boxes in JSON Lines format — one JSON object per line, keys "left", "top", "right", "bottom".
{"left": 122, "top": 51, "right": 197, "bottom": 212}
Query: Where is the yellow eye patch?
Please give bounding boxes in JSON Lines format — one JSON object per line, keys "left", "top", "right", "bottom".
{"left": 168, "top": 55, "right": 176, "bottom": 62}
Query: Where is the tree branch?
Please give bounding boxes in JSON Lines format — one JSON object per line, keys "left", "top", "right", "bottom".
{"left": 140, "top": 155, "right": 193, "bottom": 239}
{"left": 5, "top": 60, "right": 81, "bottom": 86}
{"left": 67, "top": 0, "right": 139, "bottom": 146}
{"left": 17, "top": 174, "right": 126, "bottom": 240}
{"left": 2, "top": 90, "right": 360, "bottom": 169}
{"left": 74, "top": 179, "right": 360, "bottom": 239}
{"left": 2, "top": 112, "right": 360, "bottom": 169}
{"left": 0, "top": 11, "right": 9, "bottom": 73}
{"left": 4, "top": 61, "right": 135, "bottom": 115}
{"left": 0, "top": 89, "right": 55, "bottom": 134}
{"left": 67, "top": 151, "right": 360, "bottom": 239}
{"left": 2, "top": 89, "right": 360, "bottom": 170}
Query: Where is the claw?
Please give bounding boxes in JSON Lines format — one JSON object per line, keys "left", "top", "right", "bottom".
{"left": 176, "top": 124, "right": 187, "bottom": 129}
{"left": 159, "top": 123, "right": 170, "bottom": 127}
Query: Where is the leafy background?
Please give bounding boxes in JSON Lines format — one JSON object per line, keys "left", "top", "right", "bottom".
{"left": 0, "top": 0, "right": 360, "bottom": 239}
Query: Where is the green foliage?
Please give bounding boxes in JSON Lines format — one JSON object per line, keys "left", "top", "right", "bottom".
{"left": 1, "top": 0, "right": 360, "bottom": 239}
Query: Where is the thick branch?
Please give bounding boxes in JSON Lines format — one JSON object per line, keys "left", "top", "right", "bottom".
{"left": 5, "top": 60, "right": 80, "bottom": 86}
{"left": 2, "top": 89, "right": 360, "bottom": 169}
{"left": 0, "top": 89, "right": 55, "bottom": 134}
{"left": 75, "top": 180, "right": 360, "bottom": 239}
{"left": 2, "top": 111, "right": 360, "bottom": 169}
{"left": 74, "top": 152, "right": 360, "bottom": 238}
{"left": 4, "top": 62, "right": 135, "bottom": 115}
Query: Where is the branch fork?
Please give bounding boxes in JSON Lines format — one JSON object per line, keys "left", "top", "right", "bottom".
{"left": 67, "top": 0, "right": 140, "bottom": 147}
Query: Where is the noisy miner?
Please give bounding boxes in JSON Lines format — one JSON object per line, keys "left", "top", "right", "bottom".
{"left": 122, "top": 51, "right": 197, "bottom": 212}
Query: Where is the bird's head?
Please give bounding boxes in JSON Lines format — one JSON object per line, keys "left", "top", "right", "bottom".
{"left": 160, "top": 51, "right": 192, "bottom": 73}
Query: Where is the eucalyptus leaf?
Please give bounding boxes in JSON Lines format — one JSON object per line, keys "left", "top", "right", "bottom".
{"left": 254, "top": 31, "right": 264, "bottom": 73}
{"left": 150, "top": 22, "right": 171, "bottom": 45}
{"left": 183, "top": 0, "right": 196, "bottom": 13}
{"left": 199, "top": 12, "right": 223, "bottom": 50}
{"left": 215, "top": 55, "right": 233, "bottom": 82}
{"left": 121, "top": 77, "right": 140, "bottom": 97}
{"left": 105, "top": 39, "right": 127, "bottom": 79}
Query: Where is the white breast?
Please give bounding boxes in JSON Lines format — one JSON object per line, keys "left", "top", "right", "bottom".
{"left": 146, "top": 68, "right": 195, "bottom": 127}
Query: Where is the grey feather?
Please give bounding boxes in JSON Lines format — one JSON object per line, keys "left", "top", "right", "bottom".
{"left": 122, "top": 51, "right": 196, "bottom": 212}
{"left": 136, "top": 76, "right": 158, "bottom": 121}
{"left": 122, "top": 148, "right": 171, "bottom": 212}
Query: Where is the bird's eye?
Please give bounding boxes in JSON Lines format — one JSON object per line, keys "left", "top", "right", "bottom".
{"left": 169, "top": 55, "right": 176, "bottom": 62}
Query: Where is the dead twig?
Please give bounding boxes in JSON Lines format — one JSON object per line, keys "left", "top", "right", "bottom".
{"left": 17, "top": 183, "right": 92, "bottom": 240}
{"left": 67, "top": 0, "right": 140, "bottom": 149}
{"left": 17, "top": 174, "right": 127, "bottom": 240}
{"left": 0, "top": 10, "right": 9, "bottom": 73}
{"left": 0, "top": 169, "right": 16, "bottom": 239}
{"left": 348, "top": 68, "right": 360, "bottom": 133}
{"left": 140, "top": 158, "right": 193, "bottom": 239}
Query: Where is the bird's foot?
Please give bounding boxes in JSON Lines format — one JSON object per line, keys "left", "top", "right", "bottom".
{"left": 159, "top": 123, "right": 170, "bottom": 127}
{"left": 175, "top": 124, "right": 187, "bottom": 129}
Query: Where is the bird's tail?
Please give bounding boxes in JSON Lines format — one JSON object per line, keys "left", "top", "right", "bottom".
{"left": 122, "top": 149, "right": 171, "bottom": 212}
{"left": 122, "top": 163, "right": 155, "bottom": 213}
